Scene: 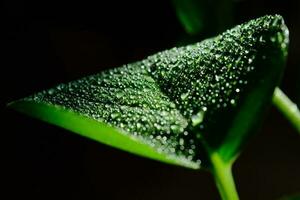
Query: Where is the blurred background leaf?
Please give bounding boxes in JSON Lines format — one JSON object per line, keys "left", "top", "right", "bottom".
{"left": 172, "top": 0, "right": 233, "bottom": 36}
{"left": 279, "top": 194, "right": 300, "bottom": 200}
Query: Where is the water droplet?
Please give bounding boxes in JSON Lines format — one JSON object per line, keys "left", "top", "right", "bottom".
{"left": 111, "top": 112, "right": 119, "bottom": 119}
{"left": 136, "top": 122, "right": 141, "bottom": 129}
{"left": 47, "top": 89, "right": 55, "bottom": 95}
{"left": 191, "top": 111, "right": 205, "bottom": 126}
{"left": 179, "top": 138, "right": 184, "bottom": 145}
{"left": 215, "top": 54, "right": 221, "bottom": 59}
{"left": 271, "top": 37, "right": 276, "bottom": 42}
{"left": 171, "top": 124, "right": 181, "bottom": 132}
{"left": 259, "top": 36, "right": 265, "bottom": 42}
{"left": 180, "top": 92, "right": 189, "bottom": 100}
{"left": 116, "top": 92, "right": 123, "bottom": 98}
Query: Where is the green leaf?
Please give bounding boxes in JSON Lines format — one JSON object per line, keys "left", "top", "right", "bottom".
{"left": 172, "top": 0, "right": 206, "bottom": 35}
{"left": 9, "top": 15, "right": 288, "bottom": 169}
{"left": 172, "top": 0, "right": 233, "bottom": 35}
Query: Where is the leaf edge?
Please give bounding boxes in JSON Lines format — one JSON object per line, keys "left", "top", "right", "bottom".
{"left": 8, "top": 100, "right": 200, "bottom": 170}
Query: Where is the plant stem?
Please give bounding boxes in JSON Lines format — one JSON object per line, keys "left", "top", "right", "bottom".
{"left": 272, "top": 87, "right": 300, "bottom": 133}
{"left": 209, "top": 152, "right": 239, "bottom": 200}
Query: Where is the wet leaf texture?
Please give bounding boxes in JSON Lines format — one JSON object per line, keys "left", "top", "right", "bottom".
{"left": 11, "top": 15, "right": 289, "bottom": 168}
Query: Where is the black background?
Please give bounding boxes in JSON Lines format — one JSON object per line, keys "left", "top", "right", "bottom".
{"left": 3, "top": 0, "right": 300, "bottom": 199}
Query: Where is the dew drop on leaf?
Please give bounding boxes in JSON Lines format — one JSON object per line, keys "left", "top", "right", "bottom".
{"left": 180, "top": 92, "right": 190, "bottom": 100}
{"left": 191, "top": 110, "right": 205, "bottom": 126}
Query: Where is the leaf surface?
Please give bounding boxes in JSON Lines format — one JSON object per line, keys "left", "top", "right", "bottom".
{"left": 9, "top": 15, "right": 289, "bottom": 169}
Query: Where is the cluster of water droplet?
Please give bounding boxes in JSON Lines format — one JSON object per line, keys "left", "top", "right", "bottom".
{"left": 26, "top": 15, "right": 288, "bottom": 167}
{"left": 144, "top": 14, "right": 288, "bottom": 158}
{"left": 147, "top": 15, "right": 287, "bottom": 123}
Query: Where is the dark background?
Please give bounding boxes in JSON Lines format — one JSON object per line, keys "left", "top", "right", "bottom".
{"left": 2, "top": 0, "right": 300, "bottom": 199}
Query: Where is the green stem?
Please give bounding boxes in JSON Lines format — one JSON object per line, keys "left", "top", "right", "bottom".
{"left": 209, "top": 152, "right": 239, "bottom": 200}
{"left": 272, "top": 87, "right": 300, "bottom": 133}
